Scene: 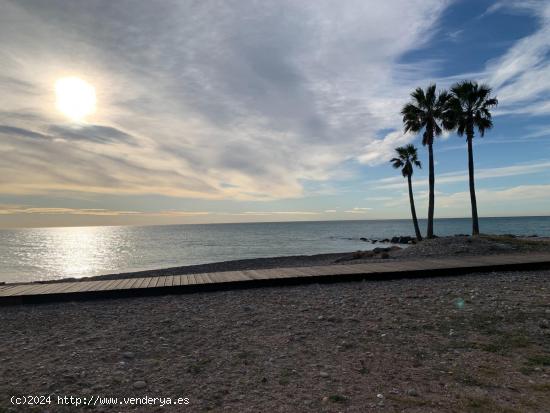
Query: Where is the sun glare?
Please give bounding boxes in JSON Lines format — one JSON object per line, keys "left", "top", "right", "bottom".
{"left": 55, "top": 77, "right": 96, "bottom": 121}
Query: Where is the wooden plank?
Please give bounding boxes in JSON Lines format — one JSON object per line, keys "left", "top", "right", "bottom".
{"left": 107, "top": 278, "right": 129, "bottom": 290}
{"left": 194, "top": 273, "right": 213, "bottom": 284}
{"left": 8, "top": 283, "right": 54, "bottom": 296}
{"left": 142, "top": 277, "right": 155, "bottom": 288}
{"left": 171, "top": 274, "right": 182, "bottom": 286}
{"left": 121, "top": 277, "right": 142, "bottom": 290}
{"left": 135, "top": 277, "right": 152, "bottom": 289}
{"left": 34, "top": 281, "right": 82, "bottom": 295}
{"left": 210, "top": 271, "right": 251, "bottom": 283}
{"left": 0, "top": 285, "right": 20, "bottom": 294}
{"left": 74, "top": 281, "right": 106, "bottom": 293}
{"left": 92, "top": 278, "right": 122, "bottom": 291}
{"left": 113, "top": 278, "right": 137, "bottom": 290}
{"left": 48, "top": 281, "right": 98, "bottom": 294}
{"left": 159, "top": 276, "right": 170, "bottom": 287}
{"left": 1, "top": 283, "right": 50, "bottom": 296}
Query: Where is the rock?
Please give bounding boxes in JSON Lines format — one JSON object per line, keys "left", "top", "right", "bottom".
{"left": 318, "top": 315, "right": 324, "bottom": 320}
{"left": 381, "top": 239, "right": 390, "bottom": 243}
{"left": 133, "top": 380, "right": 147, "bottom": 389}
{"left": 391, "top": 236, "right": 413, "bottom": 244}
{"left": 360, "top": 237, "right": 368, "bottom": 241}
{"left": 376, "top": 393, "right": 384, "bottom": 399}
{"left": 381, "top": 252, "right": 390, "bottom": 259}
{"left": 406, "top": 389, "right": 419, "bottom": 397}
{"left": 122, "top": 352, "right": 135, "bottom": 359}
{"left": 320, "top": 371, "right": 329, "bottom": 378}
{"left": 539, "top": 319, "right": 549, "bottom": 329}
{"left": 372, "top": 240, "right": 378, "bottom": 244}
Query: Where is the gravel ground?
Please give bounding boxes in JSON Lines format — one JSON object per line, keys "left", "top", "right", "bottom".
{"left": 1, "top": 269, "right": 549, "bottom": 412}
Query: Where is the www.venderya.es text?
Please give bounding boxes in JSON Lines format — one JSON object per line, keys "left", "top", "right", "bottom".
{"left": 10, "top": 395, "right": 190, "bottom": 407}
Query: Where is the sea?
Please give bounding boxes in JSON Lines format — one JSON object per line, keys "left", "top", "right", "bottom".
{"left": 1, "top": 216, "right": 550, "bottom": 283}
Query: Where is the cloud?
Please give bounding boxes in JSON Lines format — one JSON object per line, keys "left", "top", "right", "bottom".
{"left": 0, "top": 205, "right": 209, "bottom": 216}
{"left": 236, "top": 211, "right": 320, "bottom": 216}
{"left": 357, "top": 130, "right": 416, "bottom": 166}
{"left": 0, "top": 122, "right": 134, "bottom": 145}
{"left": 344, "top": 207, "right": 372, "bottom": 213}
{"left": 483, "top": 2, "right": 550, "bottom": 116}
{"left": 436, "top": 184, "right": 550, "bottom": 212}
{"left": 375, "top": 159, "right": 550, "bottom": 189}
{"left": 48, "top": 124, "right": 135, "bottom": 144}
{"left": 0, "top": 124, "right": 47, "bottom": 139}
{"left": 0, "top": 0, "right": 453, "bottom": 200}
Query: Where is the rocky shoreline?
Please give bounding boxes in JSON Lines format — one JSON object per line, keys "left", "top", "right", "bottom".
{"left": 75, "top": 234, "right": 550, "bottom": 282}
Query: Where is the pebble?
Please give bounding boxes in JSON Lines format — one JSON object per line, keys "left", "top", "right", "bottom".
{"left": 133, "top": 380, "right": 147, "bottom": 389}
{"left": 320, "top": 372, "right": 329, "bottom": 378}
{"left": 539, "top": 319, "right": 549, "bottom": 329}
{"left": 122, "top": 352, "right": 135, "bottom": 359}
{"left": 406, "top": 389, "right": 419, "bottom": 397}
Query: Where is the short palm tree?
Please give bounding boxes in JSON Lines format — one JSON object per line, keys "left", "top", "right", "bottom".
{"left": 391, "top": 144, "right": 423, "bottom": 241}
{"left": 401, "top": 84, "right": 449, "bottom": 239}
{"left": 444, "top": 81, "right": 498, "bottom": 235}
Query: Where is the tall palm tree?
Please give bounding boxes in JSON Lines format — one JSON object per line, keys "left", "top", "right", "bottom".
{"left": 401, "top": 84, "right": 449, "bottom": 238}
{"left": 391, "top": 144, "right": 423, "bottom": 241}
{"left": 444, "top": 81, "right": 498, "bottom": 235}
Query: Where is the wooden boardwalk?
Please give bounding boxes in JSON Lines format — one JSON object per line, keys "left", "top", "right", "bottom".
{"left": 1, "top": 253, "right": 550, "bottom": 305}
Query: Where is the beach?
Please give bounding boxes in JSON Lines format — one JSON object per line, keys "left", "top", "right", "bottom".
{"left": 0, "top": 235, "right": 549, "bottom": 412}
{"left": 1, "top": 267, "right": 549, "bottom": 412}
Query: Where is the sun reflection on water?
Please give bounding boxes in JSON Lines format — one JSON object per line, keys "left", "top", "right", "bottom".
{"left": 16, "top": 226, "right": 130, "bottom": 282}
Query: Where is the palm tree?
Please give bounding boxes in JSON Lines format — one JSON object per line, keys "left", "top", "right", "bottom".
{"left": 391, "top": 144, "right": 423, "bottom": 241}
{"left": 401, "top": 84, "right": 449, "bottom": 239}
{"left": 444, "top": 81, "right": 498, "bottom": 235}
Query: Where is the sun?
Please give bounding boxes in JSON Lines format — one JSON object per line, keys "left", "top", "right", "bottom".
{"left": 55, "top": 77, "right": 96, "bottom": 121}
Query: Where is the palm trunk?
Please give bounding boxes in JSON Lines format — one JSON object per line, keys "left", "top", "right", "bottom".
{"left": 407, "top": 174, "right": 423, "bottom": 241}
{"left": 467, "top": 134, "right": 480, "bottom": 235}
{"left": 427, "top": 142, "right": 435, "bottom": 238}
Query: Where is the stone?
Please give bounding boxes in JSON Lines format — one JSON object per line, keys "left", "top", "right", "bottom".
{"left": 406, "top": 389, "right": 419, "bottom": 397}
{"left": 320, "top": 371, "right": 329, "bottom": 378}
{"left": 122, "top": 352, "right": 135, "bottom": 359}
{"left": 133, "top": 380, "right": 147, "bottom": 389}
{"left": 539, "top": 319, "right": 549, "bottom": 329}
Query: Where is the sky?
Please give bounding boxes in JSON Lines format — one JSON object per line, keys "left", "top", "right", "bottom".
{"left": 0, "top": 0, "right": 549, "bottom": 228}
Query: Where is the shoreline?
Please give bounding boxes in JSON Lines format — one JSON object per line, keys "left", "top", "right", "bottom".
{"left": 25, "top": 234, "right": 549, "bottom": 284}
